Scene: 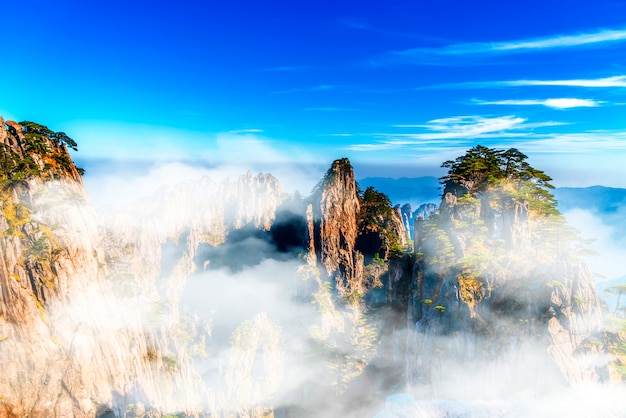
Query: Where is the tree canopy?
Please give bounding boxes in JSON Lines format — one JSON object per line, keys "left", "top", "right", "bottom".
{"left": 0, "top": 120, "right": 83, "bottom": 183}
{"left": 441, "top": 145, "right": 558, "bottom": 216}
{"left": 20, "top": 121, "right": 78, "bottom": 151}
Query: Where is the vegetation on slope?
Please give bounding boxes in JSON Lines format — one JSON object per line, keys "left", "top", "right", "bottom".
{"left": 441, "top": 145, "right": 557, "bottom": 217}
{"left": 0, "top": 121, "right": 83, "bottom": 187}
{"left": 414, "top": 145, "right": 595, "bottom": 326}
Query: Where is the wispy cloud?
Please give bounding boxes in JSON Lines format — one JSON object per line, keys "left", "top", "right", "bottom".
{"left": 423, "top": 75, "right": 626, "bottom": 90}
{"left": 475, "top": 98, "right": 603, "bottom": 109}
{"left": 227, "top": 128, "right": 265, "bottom": 134}
{"left": 503, "top": 76, "right": 626, "bottom": 88}
{"left": 344, "top": 115, "right": 569, "bottom": 152}
{"left": 508, "top": 131, "right": 626, "bottom": 156}
{"left": 395, "top": 27, "right": 626, "bottom": 56}
{"left": 412, "top": 115, "right": 526, "bottom": 138}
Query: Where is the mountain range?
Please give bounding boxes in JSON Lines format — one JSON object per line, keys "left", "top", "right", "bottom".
{"left": 1, "top": 119, "right": 625, "bottom": 417}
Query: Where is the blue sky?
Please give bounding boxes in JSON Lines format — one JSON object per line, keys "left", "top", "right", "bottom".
{"left": 3, "top": 0, "right": 626, "bottom": 187}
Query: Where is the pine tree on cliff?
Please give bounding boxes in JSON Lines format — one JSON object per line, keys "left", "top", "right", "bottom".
{"left": 441, "top": 145, "right": 558, "bottom": 216}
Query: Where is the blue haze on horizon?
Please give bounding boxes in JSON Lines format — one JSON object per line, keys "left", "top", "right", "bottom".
{"left": 3, "top": 0, "right": 626, "bottom": 188}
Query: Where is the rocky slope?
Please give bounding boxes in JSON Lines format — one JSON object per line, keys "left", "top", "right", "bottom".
{"left": 0, "top": 123, "right": 618, "bottom": 417}
{"left": 403, "top": 147, "right": 608, "bottom": 394}
{"left": 307, "top": 158, "right": 407, "bottom": 296}
{"left": 0, "top": 119, "right": 290, "bottom": 417}
{"left": 0, "top": 118, "right": 195, "bottom": 417}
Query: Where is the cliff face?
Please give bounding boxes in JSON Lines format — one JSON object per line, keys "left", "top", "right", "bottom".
{"left": 408, "top": 176, "right": 608, "bottom": 390}
{"left": 310, "top": 158, "right": 362, "bottom": 286}
{"left": 0, "top": 119, "right": 208, "bottom": 417}
{"left": 0, "top": 126, "right": 615, "bottom": 416}
{"left": 398, "top": 202, "right": 437, "bottom": 241}
{"left": 101, "top": 171, "right": 284, "bottom": 289}
{"left": 307, "top": 159, "right": 407, "bottom": 295}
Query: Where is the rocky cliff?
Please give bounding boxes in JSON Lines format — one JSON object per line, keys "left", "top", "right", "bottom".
{"left": 309, "top": 158, "right": 362, "bottom": 286}
{"left": 0, "top": 119, "right": 211, "bottom": 417}
{"left": 406, "top": 147, "right": 608, "bottom": 393}
{"left": 0, "top": 126, "right": 618, "bottom": 417}
{"left": 307, "top": 158, "right": 407, "bottom": 297}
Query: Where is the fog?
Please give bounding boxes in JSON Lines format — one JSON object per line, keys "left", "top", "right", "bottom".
{"left": 562, "top": 208, "right": 626, "bottom": 283}
{"left": 84, "top": 158, "right": 624, "bottom": 417}
{"left": 8, "top": 140, "right": 625, "bottom": 417}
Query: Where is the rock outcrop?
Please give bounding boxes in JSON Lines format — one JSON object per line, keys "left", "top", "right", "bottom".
{"left": 0, "top": 119, "right": 206, "bottom": 417}
{"left": 309, "top": 158, "right": 362, "bottom": 287}
{"left": 307, "top": 158, "right": 407, "bottom": 295}
{"left": 0, "top": 127, "right": 615, "bottom": 416}
{"left": 407, "top": 173, "right": 608, "bottom": 391}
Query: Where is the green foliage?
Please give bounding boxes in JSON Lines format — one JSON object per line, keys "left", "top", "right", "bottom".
{"left": 441, "top": 145, "right": 503, "bottom": 193}
{"left": 0, "top": 120, "right": 82, "bottom": 183}
{"left": 546, "top": 280, "right": 564, "bottom": 288}
{"left": 22, "top": 236, "right": 50, "bottom": 263}
{"left": 312, "top": 157, "right": 354, "bottom": 194}
{"left": 162, "top": 355, "right": 178, "bottom": 374}
{"left": 1, "top": 203, "right": 31, "bottom": 237}
{"left": 360, "top": 186, "right": 402, "bottom": 246}
{"left": 20, "top": 121, "right": 78, "bottom": 151}
{"left": 531, "top": 213, "right": 595, "bottom": 261}
{"left": 441, "top": 145, "right": 558, "bottom": 217}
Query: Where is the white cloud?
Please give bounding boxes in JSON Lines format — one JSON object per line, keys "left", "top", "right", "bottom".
{"left": 227, "top": 128, "right": 264, "bottom": 134}
{"left": 476, "top": 98, "right": 602, "bottom": 109}
{"left": 504, "top": 76, "right": 626, "bottom": 88}
{"left": 423, "top": 115, "right": 526, "bottom": 135}
{"left": 350, "top": 116, "right": 535, "bottom": 145}
{"left": 77, "top": 126, "right": 325, "bottom": 207}
{"left": 342, "top": 114, "right": 626, "bottom": 188}
{"left": 396, "top": 28, "right": 626, "bottom": 56}
{"left": 508, "top": 131, "right": 626, "bottom": 154}
{"left": 562, "top": 208, "right": 626, "bottom": 281}
{"left": 343, "top": 116, "right": 537, "bottom": 153}
{"left": 422, "top": 75, "right": 626, "bottom": 90}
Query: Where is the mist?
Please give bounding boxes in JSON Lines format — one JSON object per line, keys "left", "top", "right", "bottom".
{"left": 81, "top": 152, "right": 626, "bottom": 417}
{"left": 562, "top": 208, "right": 626, "bottom": 283}
{"left": 4, "top": 130, "right": 625, "bottom": 417}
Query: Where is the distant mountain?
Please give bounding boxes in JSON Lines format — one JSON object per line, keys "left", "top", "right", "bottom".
{"left": 553, "top": 186, "right": 626, "bottom": 243}
{"left": 357, "top": 176, "right": 441, "bottom": 207}
{"left": 358, "top": 180, "right": 626, "bottom": 258}
{"left": 553, "top": 186, "right": 626, "bottom": 214}
{"left": 359, "top": 178, "right": 626, "bottom": 221}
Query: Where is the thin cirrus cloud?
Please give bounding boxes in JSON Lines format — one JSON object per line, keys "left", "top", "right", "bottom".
{"left": 423, "top": 75, "right": 626, "bottom": 90}
{"left": 475, "top": 98, "right": 602, "bottom": 109}
{"left": 503, "top": 76, "right": 626, "bottom": 88}
{"left": 395, "top": 27, "right": 626, "bottom": 56}
{"left": 343, "top": 115, "right": 626, "bottom": 169}
{"left": 344, "top": 115, "right": 562, "bottom": 151}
